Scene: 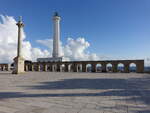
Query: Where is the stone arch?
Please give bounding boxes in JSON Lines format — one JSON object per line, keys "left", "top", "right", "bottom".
{"left": 96, "top": 63, "right": 102, "bottom": 72}
{"left": 0, "top": 65, "right": 2, "bottom": 71}
{"left": 60, "top": 64, "right": 65, "bottom": 72}
{"left": 64, "top": 64, "right": 69, "bottom": 72}
{"left": 39, "top": 64, "right": 44, "bottom": 71}
{"left": 106, "top": 63, "right": 113, "bottom": 72}
{"left": 34, "top": 64, "right": 38, "bottom": 71}
{"left": 3, "top": 65, "right": 6, "bottom": 71}
{"left": 77, "top": 64, "right": 82, "bottom": 72}
{"left": 47, "top": 65, "right": 52, "bottom": 71}
{"left": 117, "top": 63, "right": 125, "bottom": 72}
{"left": 86, "top": 64, "right": 92, "bottom": 72}
{"left": 52, "top": 64, "right": 57, "bottom": 72}
{"left": 1, "top": 65, "right": 6, "bottom": 71}
{"left": 129, "top": 63, "right": 137, "bottom": 72}
{"left": 0, "top": 65, "right": 3, "bottom": 71}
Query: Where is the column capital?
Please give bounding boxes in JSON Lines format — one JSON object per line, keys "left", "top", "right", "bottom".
{"left": 16, "top": 16, "right": 24, "bottom": 27}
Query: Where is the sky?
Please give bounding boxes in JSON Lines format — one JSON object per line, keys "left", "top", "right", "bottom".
{"left": 0, "top": 0, "right": 150, "bottom": 65}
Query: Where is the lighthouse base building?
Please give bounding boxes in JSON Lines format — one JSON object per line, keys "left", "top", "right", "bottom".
{"left": 37, "top": 57, "right": 62, "bottom": 62}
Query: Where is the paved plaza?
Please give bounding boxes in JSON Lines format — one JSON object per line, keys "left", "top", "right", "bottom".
{"left": 0, "top": 72, "right": 150, "bottom": 113}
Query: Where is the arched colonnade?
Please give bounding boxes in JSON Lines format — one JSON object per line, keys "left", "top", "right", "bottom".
{"left": 25, "top": 60, "right": 144, "bottom": 73}
{"left": 0, "top": 64, "right": 9, "bottom": 71}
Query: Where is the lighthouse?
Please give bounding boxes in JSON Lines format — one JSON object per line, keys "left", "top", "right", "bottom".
{"left": 37, "top": 12, "right": 62, "bottom": 62}
{"left": 53, "top": 12, "right": 61, "bottom": 58}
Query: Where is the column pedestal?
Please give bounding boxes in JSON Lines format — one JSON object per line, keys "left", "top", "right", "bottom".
{"left": 12, "top": 56, "right": 25, "bottom": 74}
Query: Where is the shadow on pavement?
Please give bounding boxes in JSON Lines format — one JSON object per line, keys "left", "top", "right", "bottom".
{"left": 0, "top": 74, "right": 150, "bottom": 112}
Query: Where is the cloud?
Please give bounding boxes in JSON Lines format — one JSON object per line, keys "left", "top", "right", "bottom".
{"left": 37, "top": 37, "right": 101, "bottom": 61}
{"left": 63, "top": 37, "right": 100, "bottom": 61}
{"left": 36, "top": 39, "right": 53, "bottom": 51}
{"left": 0, "top": 15, "right": 50, "bottom": 63}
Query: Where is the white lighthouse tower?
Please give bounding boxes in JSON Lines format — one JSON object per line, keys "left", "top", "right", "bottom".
{"left": 37, "top": 12, "right": 62, "bottom": 62}
{"left": 53, "top": 12, "right": 61, "bottom": 58}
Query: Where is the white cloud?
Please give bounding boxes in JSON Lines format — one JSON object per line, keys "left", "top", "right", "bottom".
{"left": 36, "top": 39, "right": 53, "bottom": 51}
{"left": 37, "top": 37, "right": 101, "bottom": 61}
{"left": 63, "top": 37, "right": 99, "bottom": 61}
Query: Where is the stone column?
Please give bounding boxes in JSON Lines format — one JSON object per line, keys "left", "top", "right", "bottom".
{"left": 112, "top": 63, "right": 118, "bottom": 72}
{"left": 49, "top": 65, "right": 52, "bottom": 72}
{"left": 65, "top": 64, "right": 69, "bottom": 72}
{"left": 124, "top": 64, "right": 129, "bottom": 73}
{"left": 102, "top": 63, "right": 106, "bottom": 72}
{"left": 4, "top": 65, "right": 7, "bottom": 71}
{"left": 3, "top": 66, "right": 5, "bottom": 71}
{"left": 44, "top": 64, "right": 47, "bottom": 71}
{"left": 59, "top": 65, "right": 62, "bottom": 72}
{"left": 60, "top": 64, "right": 64, "bottom": 72}
{"left": 68, "top": 64, "right": 72, "bottom": 72}
{"left": 91, "top": 64, "right": 96, "bottom": 72}
{"left": 12, "top": 16, "right": 25, "bottom": 74}
{"left": 31, "top": 64, "right": 34, "bottom": 71}
{"left": 25, "top": 65, "right": 28, "bottom": 71}
{"left": 136, "top": 61, "right": 144, "bottom": 73}
{"left": 73, "top": 64, "right": 78, "bottom": 72}
{"left": 57, "top": 64, "right": 60, "bottom": 72}
{"left": 7, "top": 64, "right": 11, "bottom": 71}
{"left": 37, "top": 64, "right": 40, "bottom": 71}
{"left": 52, "top": 64, "right": 55, "bottom": 72}
{"left": 82, "top": 63, "right": 86, "bottom": 72}
{"left": 1, "top": 66, "right": 4, "bottom": 71}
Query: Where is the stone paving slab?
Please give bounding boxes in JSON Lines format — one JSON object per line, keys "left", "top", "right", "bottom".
{"left": 0, "top": 72, "right": 149, "bottom": 113}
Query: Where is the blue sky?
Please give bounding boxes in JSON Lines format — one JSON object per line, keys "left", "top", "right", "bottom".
{"left": 0, "top": 0, "right": 150, "bottom": 59}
